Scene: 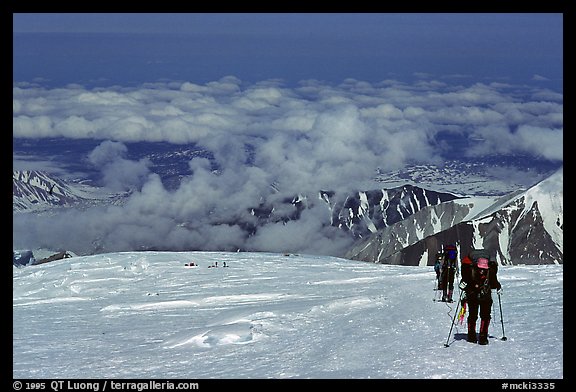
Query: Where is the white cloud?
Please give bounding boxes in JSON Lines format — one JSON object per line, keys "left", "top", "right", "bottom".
{"left": 514, "top": 125, "right": 563, "bottom": 161}
{"left": 13, "top": 77, "right": 564, "bottom": 181}
{"left": 466, "top": 125, "right": 563, "bottom": 161}
{"left": 13, "top": 78, "right": 563, "bottom": 255}
{"left": 88, "top": 141, "right": 151, "bottom": 191}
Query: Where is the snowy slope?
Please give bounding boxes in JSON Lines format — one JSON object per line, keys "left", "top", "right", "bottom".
{"left": 13, "top": 251, "right": 563, "bottom": 379}
{"left": 13, "top": 170, "right": 126, "bottom": 213}
{"left": 521, "top": 167, "right": 563, "bottom": 248}
{"left": 321, "top": 185, "right": 460, "bottom": 238}
{"left": 346, "top": 167, "right": 563, "bottom": 266}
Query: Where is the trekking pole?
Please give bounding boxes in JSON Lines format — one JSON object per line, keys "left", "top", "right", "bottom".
{"left": 497, "top": 291, "right": 507, "bottom": 341}
{"left": 433, "top": 278, "right": 440, "bottom": 301}
{"left": 443, "top": 290, "right": 463, "bottom": 347}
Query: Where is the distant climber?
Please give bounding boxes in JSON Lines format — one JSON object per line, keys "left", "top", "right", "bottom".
{"left": 434, "top": 251, "right": 443, "bottom": 290}
{"left": 440, "top": 245, "right": 458, "bottom": 302}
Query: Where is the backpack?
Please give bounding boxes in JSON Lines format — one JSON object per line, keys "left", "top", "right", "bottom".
{"left": 443, "top": 245, "right": 458, "bottom": 269}
{"left": 468, "top": 249, "right": 492, "bottom": 301}
{"left": 445, "top": 244, "right": 457, "bottom": 259}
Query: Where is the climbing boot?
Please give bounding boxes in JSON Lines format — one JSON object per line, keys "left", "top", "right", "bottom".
{"left": 467, "top": 321, "right": 477, "bottom": 343}
{"left": 478, "top": 319, "right": 490, "bottom": 345}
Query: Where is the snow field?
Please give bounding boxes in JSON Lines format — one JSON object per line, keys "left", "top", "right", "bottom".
{"left": 13, "top": 251, "right": 562, "bottom": 379}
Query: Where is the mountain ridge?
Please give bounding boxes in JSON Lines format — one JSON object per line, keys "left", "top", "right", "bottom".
{"left": 13, "top": 170, "right": 127, "bottom": 213}
{"left": 345, "top": 167, "right": 563, "bottom": 265}
{"left": 13, "top": 167, "right": 562, "bottom": 265}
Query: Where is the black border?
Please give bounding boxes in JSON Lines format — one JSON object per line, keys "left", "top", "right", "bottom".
{"left": 8, "top": 2, "right": 569, "bottom": 387}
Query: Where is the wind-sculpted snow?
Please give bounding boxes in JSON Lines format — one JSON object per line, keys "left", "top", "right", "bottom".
{"left": 13, "top": 251, "right": 562, "bottom": 379}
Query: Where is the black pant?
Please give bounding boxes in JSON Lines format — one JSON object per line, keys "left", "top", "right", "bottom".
{"left": 441, "top": 268, "right": 455, "bottom": 291}
{"left": 466, "top": 296, "right": 493, "bottom": 323}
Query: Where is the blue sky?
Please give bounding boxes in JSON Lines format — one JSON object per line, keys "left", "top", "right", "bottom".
{"left": 13, "top": 13, "right": 563, "bottom": 89}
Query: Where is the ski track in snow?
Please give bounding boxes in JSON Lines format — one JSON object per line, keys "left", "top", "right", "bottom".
{"left": 13, "top": 252, "right": 563, "bottom": 379}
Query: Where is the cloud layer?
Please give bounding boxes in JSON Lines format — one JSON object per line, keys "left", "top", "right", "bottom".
{"left": 13, "top": 77, "right": 563, "bottom": 255}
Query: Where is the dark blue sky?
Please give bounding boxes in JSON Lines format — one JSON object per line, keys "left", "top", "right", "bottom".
{"left": 13, "top": 13, "right": 563, "bottom": 89}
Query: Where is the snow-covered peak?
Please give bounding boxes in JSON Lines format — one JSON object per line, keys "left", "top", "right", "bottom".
{"left": 346, "top": 168, "right": 563, "bottom": 266}
{"left": 522, "top": 166, "right": 563, "bottom": 248}
{"left": 13, "top": 170, "right": 127, "bottom": 212}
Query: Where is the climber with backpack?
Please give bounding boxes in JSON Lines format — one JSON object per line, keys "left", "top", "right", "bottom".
{"left": 440, "top": 245, "right": 458, "bottom": 302}
{"left": 434, "top": 251, "right": 444, "bottom": 291}
{"left": 459, "top": 249, "right": 502, "bottom": 345}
